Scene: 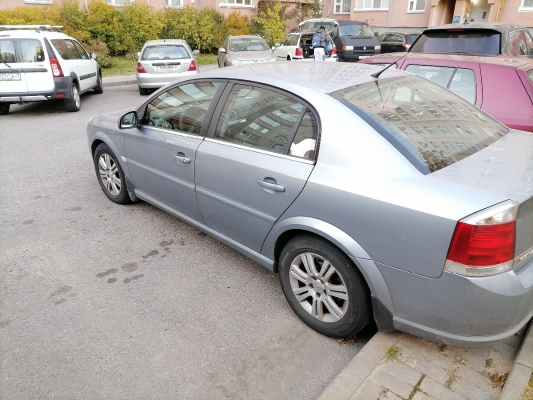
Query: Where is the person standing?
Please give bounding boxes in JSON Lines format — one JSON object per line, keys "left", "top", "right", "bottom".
{"left": 312, "top": 26, "right": 332, "bottom": 61}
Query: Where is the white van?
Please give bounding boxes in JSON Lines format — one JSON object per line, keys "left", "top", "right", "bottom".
{"left": 0, "top": 25, "right": 103, "bottom": 115}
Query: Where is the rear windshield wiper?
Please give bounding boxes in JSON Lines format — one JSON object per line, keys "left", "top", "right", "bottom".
{"left": 0, "top": 59, "right": 11, "bottom": 68}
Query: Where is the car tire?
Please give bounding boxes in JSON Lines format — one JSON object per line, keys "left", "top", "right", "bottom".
{"left": 0, "top": 103, "right": 10, "bottom": 115}
{"left": 279, "top": 235, "right": 371, "bottom": 338}
{"left": 287, "top": 55, "right": 291, "bottom": 61}
{"left": 139, "top": 87, "right": 150, "bottom": 96}
{"left": 93, "top": 143, "right": 131, "bottom": 205}
{"left": 64, "top": 83, "right": 81, "bottom": 112}
{"left": 93, "top": 72, "right": 103, "bottom": 94}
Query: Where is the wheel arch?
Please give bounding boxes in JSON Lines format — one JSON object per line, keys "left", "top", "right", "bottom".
{"left": 263, "top": 217, "right": 394, "bottom": 316}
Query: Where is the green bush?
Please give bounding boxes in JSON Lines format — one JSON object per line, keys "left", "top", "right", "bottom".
{"left": 82, "top": 39, "right": 112, "bottom": 67}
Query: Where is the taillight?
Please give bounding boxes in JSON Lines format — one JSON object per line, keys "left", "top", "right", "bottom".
{"left": 403, "top": 43, "right": 411, "bottom": 50}
{"left": 49, "top": 58, "right": 64, "bottom": 77}
{"left": 295, "top": 48, "right": 303, "bottom": 57}
{"left": 137, "top": 62, "right": 147, "bottom": 73}
{"left": 188, "top": 60, "right": 197, "bottom": 71}
{"left": 445, "top": 200, "right": 518, "bottom": 277}
{"left": 331, "top": 46, "right": 337, "bottom": 55}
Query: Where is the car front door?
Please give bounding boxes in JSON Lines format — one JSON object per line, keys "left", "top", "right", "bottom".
{"left": 124, "top": 80, "right": 224, "bottom": 223}
{"left": 195, "top": 82, "right": 318, "bottom": 252}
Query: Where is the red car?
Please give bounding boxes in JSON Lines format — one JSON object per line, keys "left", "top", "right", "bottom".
{"left": 360, "top": 53, "right": 533, "bottom": 132}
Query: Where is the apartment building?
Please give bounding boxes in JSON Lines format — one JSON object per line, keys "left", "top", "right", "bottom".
{"left": 1, "top": 0, "right": 531, "bottom": 28}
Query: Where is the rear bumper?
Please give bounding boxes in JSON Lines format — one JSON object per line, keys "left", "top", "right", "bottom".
{"left": 137, "top": 70, "right": 199, "bottom": 89}
{"left": 0, "top": 76, "right": 72, "bottom": 103}
{"left": 377, "top": 258, "right": 533, "bottom": 346}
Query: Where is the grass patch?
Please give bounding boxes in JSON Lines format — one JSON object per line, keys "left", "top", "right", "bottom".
{"left": 101, "top": 54, "right": 218, "bottom": 77}
{"left": 489, "top": 372, "right": 508, "bottom": 390}
{"left": 383, "top": 344, "right": 401, "bottom": 363}
{"left": 522, "top": 374, "right": 533, "bottom": 400}
{"left": 445, "top": 368, "right": 459, "bottom": 389}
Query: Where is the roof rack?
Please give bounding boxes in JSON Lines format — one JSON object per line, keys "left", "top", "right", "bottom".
{"left": 0, "top": 25, "right": 64, "bottom": 32}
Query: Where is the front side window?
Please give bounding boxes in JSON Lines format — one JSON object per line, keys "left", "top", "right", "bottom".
{"left": 408, "top": 0, "right": 426, "bottom": 12}
{"left": 219, "top": 0, "right": 252, "bottom": 6}
{"left": 214, "top": 83, "right": 317, "bottom": 159}
{"left": 335, "top": 0, "right": 351, "bottom": 14}
{"left": 355, "top": 0, "right": 389, "bottom": 10}
{"left": 330, "top": 75, "right": 507, "bottom": 173}
{"left": 405, "top": 65, "right": 477, "bottom": 104}
{"left": 144, "top": 81, "right": 221, "bottom": 135}
{"left": 72, "top": 41, "right": 89, "bottom": 59}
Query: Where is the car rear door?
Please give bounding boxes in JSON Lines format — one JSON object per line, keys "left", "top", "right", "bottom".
{"left": 124, "top": 80, "right": 225, "bottom": 223}
{"left": 195, "top": 82, "right": 317, "bottom": 252}
{"left": 70, "top": 40, "right": 97, "bottom": 91}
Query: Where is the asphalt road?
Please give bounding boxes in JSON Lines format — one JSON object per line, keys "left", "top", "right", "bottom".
{"left": 0, "top": 85, "right": 374, "bottom": 399}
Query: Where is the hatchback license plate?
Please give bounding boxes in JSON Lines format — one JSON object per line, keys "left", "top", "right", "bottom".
{"left": 155, "top": 65, "right": 178, "bottom": 71}
{"left": 0, "top": 73, "right": 21, "bottom": 81}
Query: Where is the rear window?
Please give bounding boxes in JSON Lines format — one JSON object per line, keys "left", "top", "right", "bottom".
{"left": 410, "top": 29, "right": 501, "bottom": 55}
{"left": 1, "top": 38, "right": 44, "bottom": 63}
{"left": 330, "top": 75, "right": 508, "bottom": 174}
{"left": 141, "top": 45, "right": 190, "bottom": 60}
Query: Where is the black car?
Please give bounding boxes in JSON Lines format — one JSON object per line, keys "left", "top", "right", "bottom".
{"left": 409, "top": 22, "right": 533, "bottom": 57}
{"left": 377, "top": 32, "right": 421, "bottom": 53}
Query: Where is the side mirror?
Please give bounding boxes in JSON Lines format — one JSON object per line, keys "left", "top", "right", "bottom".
{"left": 90, "top": 52, "right": 98, "bottom": 60}
{"left": 193, "top": 49, "right": 200, "bottom": 55}
{"left": 274, "top": 43, "right": 281, "bottom": 47}
{"left": 119, "top": 111, "right": 138, "bottom": 129}
{"left": 218, "top": 47, "right": 226, "bottom": 54}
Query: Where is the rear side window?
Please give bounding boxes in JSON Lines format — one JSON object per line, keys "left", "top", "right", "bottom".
{"left": 1, "top": 38, "right": 44, "bottom": 63}
{"left": 51, "top": 39, "right": 73, "bottom": 60}
{"left": 405, "top": 65, "right": 476, "bottom": 104}
{"left": 142, "top": 45, "right": 190, "bottom": 60}
{"left": 410, "top": 30, "right": 501, "bottom": 55}
{"left": 214, "top": 83, "right": 317, "bottom": 159}
{"left": 331, "top": 75, "right": 508, "bottom": 173}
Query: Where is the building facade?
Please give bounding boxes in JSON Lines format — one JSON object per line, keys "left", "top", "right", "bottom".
{"left": 1, "top": 0, "right": 532, "bottom": 28}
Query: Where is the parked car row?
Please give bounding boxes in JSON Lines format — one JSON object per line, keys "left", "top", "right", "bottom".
{"left": 87, "top": 62, "right": 533, "bottom": 346}
{"left": 0, "top": 25, "right": 103, "bottom": 115}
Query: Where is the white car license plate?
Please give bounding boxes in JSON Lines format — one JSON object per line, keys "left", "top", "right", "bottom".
{"left": 155, "top": 65, "right": 179, "bottom": 71}
{"left": 0, "top": 73, "right": 21, "bottom": 81}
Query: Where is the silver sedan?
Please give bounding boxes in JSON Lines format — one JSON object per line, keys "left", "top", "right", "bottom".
{"left": 87, "top": 62, "right": 533, "bottom": 346}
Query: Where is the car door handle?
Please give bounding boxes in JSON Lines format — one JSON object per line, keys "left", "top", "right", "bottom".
{"left": 257, "top": 178, "right": 285, "bottom": 193}
{"left": 174, "top": 152, "right": 191, "bottom": 164}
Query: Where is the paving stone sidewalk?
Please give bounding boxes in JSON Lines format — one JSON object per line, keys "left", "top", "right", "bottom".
{"left": 319, "top": 320, "right": 532, "bottom": 400}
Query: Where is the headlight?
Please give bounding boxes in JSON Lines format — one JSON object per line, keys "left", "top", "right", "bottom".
{"left": 375, "top": 45, "right": 381, "bottom": 50}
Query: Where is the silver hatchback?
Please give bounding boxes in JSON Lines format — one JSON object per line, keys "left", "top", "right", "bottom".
{"left": 136, "top": 39, "right": 198, "bottom": 95}
{"left": 217, "top": 35, "right": 277, "bottom": 67}
{"left": 87, "top": 63, "right": 533, "bottom": 346}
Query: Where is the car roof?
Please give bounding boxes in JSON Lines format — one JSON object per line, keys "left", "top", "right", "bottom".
{"left": 190, "top": 62, "right": 409, "bottom": 94}
{"left": 143, "top": 39, "right": 188, "bottom": 46}
{"left": 379, "top": 31, "right": 422, "bottom": 35}
{"left": 0, "top": 29, "right": 70, "bottom": 39}
{"left": 365, "top": 52, "right": 533, "bottom": 69}
{"left": 421, "top": 22, "right": 526, "bottom": 34}
{"left": 228, "top": 35, "right": 265, "bottom": 40}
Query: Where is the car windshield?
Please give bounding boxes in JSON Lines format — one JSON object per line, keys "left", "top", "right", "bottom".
{"left": 229, "top": 38, "right": 269, "bottom": 52}
{"left": 330, "top": 75, "right": 508, "bottom": 174}
{"left": 410, "top": 30, "right": 501, "bottom": 55}
{"left": 142, "top": 45, "right": 190, "bottom": 60}
{"left": 299, "top": 21, "right": 337, "bottom": 32}
{"left": 339, "top": 23, "right": 373, "bottom": 37}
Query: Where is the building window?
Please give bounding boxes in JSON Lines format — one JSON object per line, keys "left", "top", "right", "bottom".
{"left": 355, "top": 0, "right": 389, "bottom": 11}
{"left": 24, "top": 0, "right": 52, "bottom": 3}
{"left": 166, "top": 0, "right": 182, "bottom": 7}
{"left": 520, "top": 0, "right": 533, "bottom": 11}
{"left": 335, "top": 0, "right": 351, "bottom": 13}
{"left": 408, "top": 0, "right": 425, "bottom": 12}
{"left": 220, "top": 0, "right": 253, "bottom": 6}
{"left": 104, "top": 0, "right": 133, "bottom": 4}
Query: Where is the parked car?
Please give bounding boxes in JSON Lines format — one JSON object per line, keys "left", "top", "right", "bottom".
{"left": 87, "top": 62, "right": 533, "bottom": 347}
{"left": 360, "top": 52, "right": 533, "bottom": 132}
{"left": 410, "top": 22, "right": 533, "bottom": 57}
{"left": 274, "top": 32, "right": 337, "bottom": 61}
{"left": 377, "top": 31, "right": 421, "bottom": 53}
{"left": 217, "top": 35, "right": 276, "bottom": 67}
{"left": 136, "top": 39, "right": 198, "bottom": 96}
{"left": 0, "top": 24, "right": 102, "bottom": 115}
{"left": 298, "top": 18, "right": 381, "bottom": 62}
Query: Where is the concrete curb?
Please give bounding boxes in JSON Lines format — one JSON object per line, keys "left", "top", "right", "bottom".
{"left": 501, "top": 319, "right": 533, "bottom": 400}
{"left": 318, "top": 331, "right": 403, "bottom": 400}
{"left": 103, "top": 78, "right": 137, "bottom": 88}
